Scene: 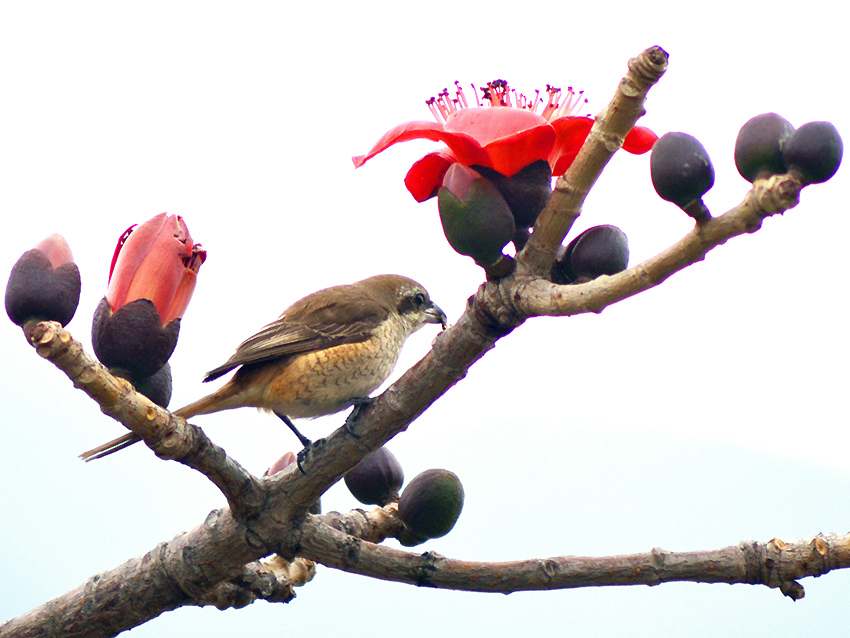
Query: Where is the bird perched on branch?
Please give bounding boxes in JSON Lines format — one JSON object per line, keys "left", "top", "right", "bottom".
{"left": 81, "top": 274, "right": 446, "bottom": 461}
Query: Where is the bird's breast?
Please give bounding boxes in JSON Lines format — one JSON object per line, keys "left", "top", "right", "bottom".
{"left": 261, "top": 321, "right": 407, "bottom": 418}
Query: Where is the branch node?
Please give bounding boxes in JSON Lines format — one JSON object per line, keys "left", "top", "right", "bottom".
{"left": 412, "top": 551, "right": 444, "bottom": 587}
{"left": 750, "top": 174, "right": 802, "bottom": 218}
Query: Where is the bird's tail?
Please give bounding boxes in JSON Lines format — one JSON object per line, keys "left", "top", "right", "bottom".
{"left": 79, "top": 432, "right": 141, "bottom": 461}
{"left": 79, "top": 386, "right": 243, "bottom": 461}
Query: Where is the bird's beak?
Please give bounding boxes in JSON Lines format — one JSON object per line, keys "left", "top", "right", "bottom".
{"left": 424, "top": 302, "right": 448, "bottom": 331}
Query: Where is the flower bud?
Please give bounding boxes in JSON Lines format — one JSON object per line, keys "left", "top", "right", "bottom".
{"left": 344, "top": 447, "right": 404, "bottom": 506}
{"left": 734, "top": 113, "right": 795, "bottom": 183}
{"left": 650, "top": 132, "right": 714, "bottom": 222}
{"left": 92, "top": 297, "right": 181, "bottom": 379}
{"left": 92, "top": 213, "right": 205, "bottom": 378}
{"left": 266, "top": 451, "right": 321, "bottom": 514}
{"left": 106, "top": 213, "right": 206, "bottom": 324}
{"left": 554, "top": 225, "right": 629, "bottom": 283}
{"left": 5, "top": 234, "right": 81, "bottom": 327}
{"left": 782, "top": 121, "right": 843, "bottom": 185}
{"left": 472, "top": 160, "right": 553, "bottom": 228}
{"left": 268, "top": 451, "right": 298, "bottom": 476}
{"left": 398, "top": 469, "right": 464, "bottom": 546}
{"left": 438, "top": 164, "right": 515, "bottom": 267}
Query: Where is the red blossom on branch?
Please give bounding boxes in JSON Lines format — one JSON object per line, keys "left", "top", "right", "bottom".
{"left": 106, "top": 213, "right": 206, "bottom": 325}
{"left": 353, "top": 80, "right": 657, "bottom": 201}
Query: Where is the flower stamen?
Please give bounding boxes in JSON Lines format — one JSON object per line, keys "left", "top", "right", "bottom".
{"left": 547, "top": 86, "right": 589, "bottom": 121}
{"left": 426, "top": 79, "right": 586, "bottom": 123}
{"left": 428, "top": 83, "right": 474, "bottom": 123}
{"left": 454, "top": 81, "right": 468, "bottom": 108}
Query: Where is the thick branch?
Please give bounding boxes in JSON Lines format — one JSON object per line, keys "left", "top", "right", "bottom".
{"left": 0, "top": 508, "right": 262, "bottom": 638}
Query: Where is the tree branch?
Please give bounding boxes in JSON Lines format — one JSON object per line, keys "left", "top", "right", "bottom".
{"left": 520, "top": 45, "right": 669, "bottom": 275}
{"left": 513, "top": 172, "right": 802, "bottom": 317}
{"left": 23, "top": 320, "right": 265, "bottom": 518}
{"left": 298, "top": 520, "right": 848, "bottom": 600}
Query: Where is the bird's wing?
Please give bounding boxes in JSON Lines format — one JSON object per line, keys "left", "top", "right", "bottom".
{"left": 203, "top": 284, "right": 390, "bottom": 381}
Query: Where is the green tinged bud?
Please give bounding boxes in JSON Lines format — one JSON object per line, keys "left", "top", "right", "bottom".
{"left": 398, "top": 469, "right": 464, "bottom": 546}
{"left": 438, "top": 164, "right": 515, "bottom": 267}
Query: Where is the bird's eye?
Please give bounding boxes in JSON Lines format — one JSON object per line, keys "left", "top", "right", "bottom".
{"left": 412, "top": 292, "right": 426, "bottom": 308}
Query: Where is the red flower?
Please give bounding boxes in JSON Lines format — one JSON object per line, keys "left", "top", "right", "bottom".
{"left": 353, "top": 80, "right": 657, "bottom": 202}
{"left": 106, "top": 213, "right": 206, "bottom": 324}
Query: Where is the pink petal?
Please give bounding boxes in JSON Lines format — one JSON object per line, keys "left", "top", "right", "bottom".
{"left": 440, "top": 163, "right": 481, "bottom": 201}
{"left": 268, "top": 451, "right": 297, "bottom": 475}
{"left": 35, "top": 234, "right": 74, "bottom": 268}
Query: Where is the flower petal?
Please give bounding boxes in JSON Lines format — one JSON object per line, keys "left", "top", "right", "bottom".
{"left": 353, "top": 121, "right": 489, "bottom": 169}
{"left": 623, "top": 126, "right": 658, "bottom": 154}
{"left": 445, "top": 107, "right": 555, "bottom": 177}
{"left": 549, "top": 116, "right": 594, "bottom": 175}
{"left": 443, "top": 107, "right": 547, "bottom": 145}
{"left": 35, "top": 234, "right": 74, "bottom": 268}
{"left": 404, "top": 149, "right": 457, "bottom": 202}
{"left": 481, "top": 125, "right": 555, "bottom": 177}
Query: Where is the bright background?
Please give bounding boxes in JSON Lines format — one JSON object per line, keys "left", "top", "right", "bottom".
{"left": 1, "top": 2, "right": 848, "bottom": 636}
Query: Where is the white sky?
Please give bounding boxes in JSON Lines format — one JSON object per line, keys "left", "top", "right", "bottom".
{"left": 1, "top": 2, "right": 848, "bottom": 636}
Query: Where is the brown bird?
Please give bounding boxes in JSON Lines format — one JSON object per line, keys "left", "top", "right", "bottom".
{"left": 81, "top": 274, "right": 446, "bottom": 461}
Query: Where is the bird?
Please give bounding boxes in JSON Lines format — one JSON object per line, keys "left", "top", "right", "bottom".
{"left": 80, "top": 274, "right": 447, "bottom": 461}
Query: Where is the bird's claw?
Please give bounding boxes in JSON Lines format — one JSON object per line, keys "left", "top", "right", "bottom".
{"left": 296, "top": 445, "right": 311, "bottom": 474}
{"left": 295, "top": 438, "right": 327, "bottom": 474}
{"left": 344, "top": 397, "right": 374, "bottom": 438}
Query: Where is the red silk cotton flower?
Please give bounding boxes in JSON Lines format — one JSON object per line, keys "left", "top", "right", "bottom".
{"left": 106, "top": 213, "right": 206, "bottom": 325}
{"left": 93, "top": 213, "right": 206, "bottom": 382}
{"left": 353, "top": 80, "right": 657, "bottom": 202}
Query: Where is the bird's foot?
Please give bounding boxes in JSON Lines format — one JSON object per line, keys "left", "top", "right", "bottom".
{"left": 296, "top": 438, "right": 326, "bottom": 475}
{"left": 296, "top": 443, "right": 311, "bottom": 475}
{"left": 343, "top": 397, "right": 374, "bottom": 438}
{"left": 275, "top": 412, "right": 315, "bottom": 473}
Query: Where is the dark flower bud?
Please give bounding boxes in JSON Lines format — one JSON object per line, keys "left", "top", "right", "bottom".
{"left": 782, "top": 121, "right": 843, "bottom": 185}
{"left": 92, "top": 297, "right": 180, "bottom": 379}
{"left": 734, "top": 113, "right": 795, "bottom": 183}
{"left": 344, "top": 447, "right": 404, "bottom": 506}
{"left": 438, "top": 164, "right": 516, "bottom": 267}
{"left": 5, "top": 234, "right": 81, "bottom": 327}
{"left": 109, "top": 362, "right": 173, "bottom": 409}
{"left": 650, "top": 132, "right": 715, "bottom": 222}
{"left": 398, "top": 469, "right": 464, "bottom": 546}
{"left": 553, "top": 225, "right": 629, "bottom": 283}
{"left": 471, "top": 160, "right": 553, "bottom": 228}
